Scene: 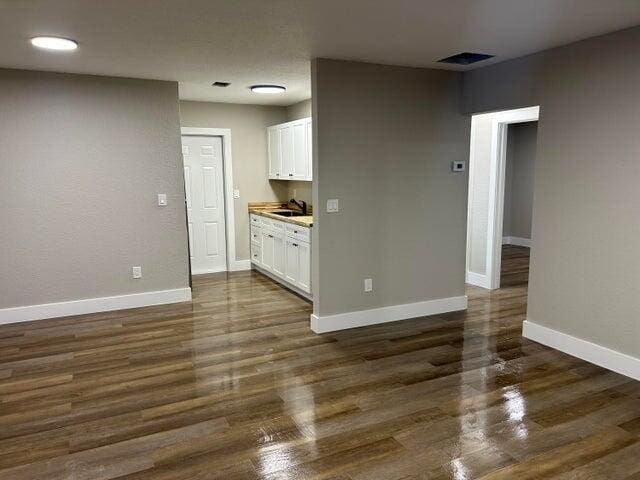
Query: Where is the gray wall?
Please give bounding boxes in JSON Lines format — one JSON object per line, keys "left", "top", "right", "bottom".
{"left": 464, "top": 26, "right": 640, "bottom": 358}
{"left": 179, "top": 101, "right": 288, "bottom": 261}
{"left": 285, "top": 99, "right": 313, "bottom": 205}
{"left": 312, "top": 59, "right": 470, "bottom": 317}
{"left": 0, "top": 69, "right": 189, "bottom": 309}
{"left": 503, "top": 122, "right": 537, "bottom": 239}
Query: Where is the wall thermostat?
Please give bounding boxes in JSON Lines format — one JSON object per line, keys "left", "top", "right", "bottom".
{"left": 452, "top": 161, "right": 466, "bottom": 172}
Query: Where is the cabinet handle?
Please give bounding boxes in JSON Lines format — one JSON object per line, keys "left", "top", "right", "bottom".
{"left": 292, "top": 243, "right": 298, "bottom": 247}
{"left": 294, "top": 230, "right": 298, "bottom": 233}
{"left": 289, "top": 173, "right": 293, "bottom": 177}
{"left": 268, "top": 234, "right": 273, "bottom": 238}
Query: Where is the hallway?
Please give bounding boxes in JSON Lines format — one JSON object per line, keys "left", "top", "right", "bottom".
{"left": 0, "top": 247, "right": 638, "bottom": 479}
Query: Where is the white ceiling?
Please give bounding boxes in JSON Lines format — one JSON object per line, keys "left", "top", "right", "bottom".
{"left": 1, "top": 0, "right": 639, "bottom": 106}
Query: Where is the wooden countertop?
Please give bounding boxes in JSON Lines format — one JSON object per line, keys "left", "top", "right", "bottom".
{"left": 248, "top": 202, "right": 313, "bottom": 227}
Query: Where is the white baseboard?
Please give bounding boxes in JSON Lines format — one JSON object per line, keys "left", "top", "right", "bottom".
{"left": 466, "top": 271, "right": 492, "bottom": 289}
{"left": 229, "top": 260, "right": 251, "bottom": 272}
{"left": 523, "top": 320, "right": 640, "bottom": 381}
{"left": 0, "top": 288, "right": 192, "bottom": 326}
{"left": 192, "top": 267, "right": 227, "bottom": 275}
{"left": 252, "top": 264, "right": 312, "bottom": 301}
{"left": 502, "top": 236, "right": 531, "bottom": 248}
{"left": 311, "top": 295, "right": 467, "bottom": 334}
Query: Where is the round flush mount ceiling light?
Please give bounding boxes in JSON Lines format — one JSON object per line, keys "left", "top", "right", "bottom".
{"left": 250, "top": 85, "right": 286, "bottom": 94}
{"left": 30, "top": 36, "right": 78, "bottom": 51}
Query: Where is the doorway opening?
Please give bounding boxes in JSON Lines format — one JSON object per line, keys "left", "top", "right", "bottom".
{"left": 465, "top": 106, "right": 539, "bottom": 290}
{"left": 181, "top": 128, "right": 236, "bottom": 277}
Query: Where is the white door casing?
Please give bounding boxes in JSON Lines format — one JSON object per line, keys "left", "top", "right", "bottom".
{"left": 182, "top": 135, "right": 227, "bottom": 274}
{"left": 465, "top": 106, "right": 539, "bottom": 289}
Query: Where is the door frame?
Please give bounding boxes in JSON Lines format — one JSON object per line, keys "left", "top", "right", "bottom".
{"left": 466, "top": 106, "right": 539, "bottom": 289}
{"left": 181, "top": 127, "right": 240, "bottom": 273}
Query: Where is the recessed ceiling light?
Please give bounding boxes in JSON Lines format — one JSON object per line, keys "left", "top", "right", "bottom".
{"left": 250, "top": 85, "right": 286, "bottom": 94}
{"left": 30, "top": 36, "right": 78, "bottom": 51}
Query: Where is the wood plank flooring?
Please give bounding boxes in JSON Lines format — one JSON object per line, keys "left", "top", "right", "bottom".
{"left": 0, "top": 245, "right": 638, "bottom": 479}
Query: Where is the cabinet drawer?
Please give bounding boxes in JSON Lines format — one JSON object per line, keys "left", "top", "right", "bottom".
{"left": 250, "top": 226, "right": 261, "bottom": 245}
{"left": 250, "top": 243, "right": 261, "bottom": 264}
{"left": 285, "top": 224, "right": 310, "bottom": 241}
{"left": 260, "top": 216, "right": 273, "bottom": 229}
{"left": 270, "top": 218, "right": 285, "bottom": 232}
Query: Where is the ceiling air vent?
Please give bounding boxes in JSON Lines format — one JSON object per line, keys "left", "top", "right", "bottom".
{"left": 212, "top": 81, "right": 231, "bottom": 87}
{"left": 438, "top": 52, "right": 494, "bottom": 65}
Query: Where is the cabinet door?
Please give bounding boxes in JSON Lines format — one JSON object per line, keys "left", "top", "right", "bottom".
{"left": 305, "top": 118, "right": 312, "bottom": 181}
{"left": 268, "top": 127, "right": 281, "bottom": 179}
{"left": 272, "top": 233, "right": 285, "bottom": 277}
{"left": 280, "top": 125, "right": 294, "bottom": 180}
{"left": 297, "top": 240, "right": 311, "bottom": 293}
{"left": 250, "top": 242, "right": 261, "bottom": 265}
{"left": 261, "top": 231, "right": 274, "bottom": 271}
{"left": 292, "top": 121, "right": 307, "bottom": 180}
{"left": 285, "top": 239, "right": 299, "bottom": 284}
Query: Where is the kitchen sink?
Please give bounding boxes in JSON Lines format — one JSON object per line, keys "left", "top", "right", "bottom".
{"left": 272, "top": 211, "right": 306, "bottom": 217}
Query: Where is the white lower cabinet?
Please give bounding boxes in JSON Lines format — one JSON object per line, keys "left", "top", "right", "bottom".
{"left": 261, "top": 231, "right": 274, "bottom": 271}
{"left": 285, "top": 238, "right": 310, "bottom": 292}
{"left": 297, "top": 240, "right": 311, "bottom": 292}
{"left": 250, "top": 214, "right": 311, "bottom": 295}
{"left": 272, "top": 234, "right": 285, "bottom": 277}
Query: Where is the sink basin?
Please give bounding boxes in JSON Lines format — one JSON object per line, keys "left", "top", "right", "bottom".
{"left": 272, "top": 211, "right": 306, "bottom": 217}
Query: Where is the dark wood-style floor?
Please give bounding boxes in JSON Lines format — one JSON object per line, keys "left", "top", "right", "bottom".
{"left": 0, "top": 245, "right": 639, "bottom": 479}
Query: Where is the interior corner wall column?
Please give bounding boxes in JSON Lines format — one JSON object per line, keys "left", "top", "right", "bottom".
{"left": 463, "top": 26, "right": 640, "bottom": 371}
{"left": 311, "top": 58, "right": 470, "bottom": 332}
{"left": 0, "top": 69, "right": 190, "bottom": 322}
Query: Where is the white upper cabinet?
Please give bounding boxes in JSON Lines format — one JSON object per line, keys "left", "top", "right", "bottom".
{"left": 268, "top": 126, "right": 281, "bottom": 179}
{"left": 268, "top": 117, "right": 312, "bottom": 181}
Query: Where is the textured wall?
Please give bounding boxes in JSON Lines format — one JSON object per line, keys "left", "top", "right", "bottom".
{"left": 312, "top": 59, "right": 470, "bottom": 317}
{"left": 464, "top": 26, "right": 640, "bottom": 358}
{"left": 0, "top": 69, "right": 189, "bottom": 308}
{"left": 503, "top": 122, "right": 537, "bottom": 239}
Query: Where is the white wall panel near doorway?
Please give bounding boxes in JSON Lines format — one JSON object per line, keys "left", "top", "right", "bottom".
{"left": 182, "top": 135, "right": 227, "bottom": 274}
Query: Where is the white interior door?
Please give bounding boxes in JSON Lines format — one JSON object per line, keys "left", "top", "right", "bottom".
{"left": 182, "top": 135, "right": 227, "bottom": 274}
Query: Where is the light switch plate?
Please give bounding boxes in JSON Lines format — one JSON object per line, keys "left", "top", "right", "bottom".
{"left": 233, "top": 189, "right": 240, "bottom": 199}
{"left": 452, "top": 161, "right": 466, "bottom": 172}
{"left": 132, "top": 266, "right": 142, "bottom": 279}
{"left": 326, "top": 199, "right": 339, "bottom": 213}
{"left": 364, "top": 278, "right": 373, "bottom": 292}
{"left": 157, "top": 193, "right": 167, "bottom": 206}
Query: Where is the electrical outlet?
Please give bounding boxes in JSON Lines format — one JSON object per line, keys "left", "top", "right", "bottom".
{"left": 293, "top": 188, "right": 297, "bottom": 198}
{"left": 233, "top": 188, "right": 240, "bottom": 199}
{"left": 157, "top": 193, "right": 167, "bottom": 206}
{"left": 132, "top": 266, "right": 142, "bottom": 279}
{"left": 364, "top": 278, "right": 373, "bottom": 292}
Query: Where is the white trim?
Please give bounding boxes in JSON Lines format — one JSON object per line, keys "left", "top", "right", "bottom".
{"left": 252, "top": 264, "right": 312, "bottom": 301}
{"left": 465, "top": 271, "right": 492, "bottom": 289}
{"left": 502, "top": 236, "right": 532, "bottom": 248}
{"left": 466, "top": 106, "right": 539, "bottom": 290}
{"left": 310, "top": 295, "right": 467, "bottom": 333}
{"left": 229, "top": 260, "right": 251, "bottom": 272}
{"left": 191, "top": 267, "right": 227, "bottom": 275}
{"left": 181, "top": 127, "right": 237, "bottom": 273}
{"left": 523, "top": 320, "right": 640, "bottom": 381}
{"left": 0, "top": 288, "right": 192, "bottom": 325}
